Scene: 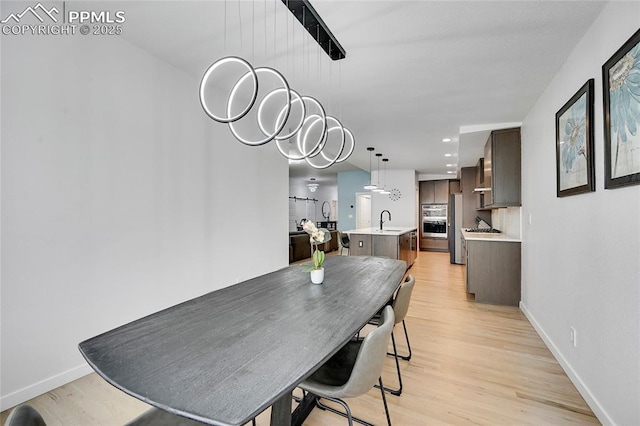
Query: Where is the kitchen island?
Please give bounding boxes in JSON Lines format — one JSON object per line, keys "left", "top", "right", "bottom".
{"left": 347, "top": 227, "right": 418, "bottom": 268}
{"left": 461, "top": 229, "right": 521, "bottom": 306}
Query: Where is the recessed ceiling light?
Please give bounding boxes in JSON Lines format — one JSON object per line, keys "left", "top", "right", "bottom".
{"left": 444, "top": 153, "right": 452, "bottom": 157}
{"left": 447, "top": 171, "right": 456, "bottom": 174}
{"left": 442, "top": 138, "right": 452, "bottom": 142}
{"left": 446, "top": 163, "right": 456, "bottom": 167}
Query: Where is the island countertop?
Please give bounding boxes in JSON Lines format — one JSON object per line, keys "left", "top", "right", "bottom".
{"left": 346, "top": 227, "right": 417, "bottom": 236}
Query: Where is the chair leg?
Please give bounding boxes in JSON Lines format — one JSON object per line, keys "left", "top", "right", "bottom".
{"left": 378, "top": 377, "right": 393, "bottom": 426}
{"left": 398, "top": 320, "right": 412, "bottom": 361}
{"left": 315, "top": 397, "right": 374, "bottom": 426}
{"left": 377, "top": 330, "right": 403, "bottom": 396}
{"left": 387, "top": 320, "right": 412, "bottom": 361}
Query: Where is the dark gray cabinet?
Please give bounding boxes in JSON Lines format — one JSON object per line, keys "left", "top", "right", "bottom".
{"left": 419, "top": 180, "right": 449, "bottom": 204}
{"left": 483, "top": 128, "right": 521, "bottom": 207}
{"left": 420, "top": 180, "right": 453, "bottom": 252}
{"left": 475, "top": 158, "right": 489, "bottom": 210}
{"left": 463, "top": 235, "right": 521, "bottom": 306}
{"left": 399, "top": 231, "right": 417, "bottom": 267}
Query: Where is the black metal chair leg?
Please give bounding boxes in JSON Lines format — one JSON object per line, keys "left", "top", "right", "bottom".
{"left": 386, "top": 320, "right": 412, "bottom": 361}
{"left": 398, "top": 320, "right": 412, "bottom": 361}
{"left": 376, "top": 330, "right": 403, "bottom": 396}
{"left": 315, "top": 397, "right": 373, "bottom": 426}
{"left": 378, "top": 377, "right": 393, "bottom": 426}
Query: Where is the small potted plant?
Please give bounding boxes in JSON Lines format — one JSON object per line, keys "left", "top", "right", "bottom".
{"left": 302, "top": 221, "right": 331, "bottom": 284}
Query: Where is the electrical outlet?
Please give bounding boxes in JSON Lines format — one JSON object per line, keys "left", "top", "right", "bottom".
{"left": 359, "top": 241, "right": 364, "bottom": 247}
{"left": 528, "top": 213, "right": 533, "bottom": 225}
{"left": 570, "top": 327, "right": 577, "bottom": 347}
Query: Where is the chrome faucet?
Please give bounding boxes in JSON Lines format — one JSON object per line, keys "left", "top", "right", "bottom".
{"left": 380, "top": 210, "right": 391, "bottom": 231}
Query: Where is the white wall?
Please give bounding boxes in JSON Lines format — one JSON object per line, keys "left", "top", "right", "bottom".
{"left": 0, "top": 31, "right": 288, "bottom": 408}
{"left": 288, "top": 178, "right": 337, "bottom": 230}
{"left": 520, "top": 3, "right": 640, "bottom": 425}
{"left": 370, "top": 169, "right": 418, "bottom": 228}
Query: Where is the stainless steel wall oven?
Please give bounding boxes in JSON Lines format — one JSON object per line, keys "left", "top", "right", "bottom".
{"left": 422, "top": 204, "right": 448, "bottom": 239}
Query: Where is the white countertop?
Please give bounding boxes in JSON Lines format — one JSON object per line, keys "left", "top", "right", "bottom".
{"left": 346, "top": 227, "right": 417, "bottom": 236}
{"left": 461, "top": 229, "right": 521, "bottom": 242}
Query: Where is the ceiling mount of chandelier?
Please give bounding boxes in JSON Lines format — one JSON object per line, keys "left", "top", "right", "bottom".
{"left": 280, "top": 0, "right": 346, "bottom": 61}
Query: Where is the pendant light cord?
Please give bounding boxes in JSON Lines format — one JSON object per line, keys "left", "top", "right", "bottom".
{"left": 237, "top": 0, "right": 242, "bottom": 55}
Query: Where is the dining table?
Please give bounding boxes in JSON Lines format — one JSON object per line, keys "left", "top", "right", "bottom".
{"left": 78, "top": 255, "right": 407, "bottom": 426}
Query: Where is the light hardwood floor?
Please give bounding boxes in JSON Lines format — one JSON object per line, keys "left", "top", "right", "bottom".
{"left": 1, "top": 252, "right": 598, "bottom": 425}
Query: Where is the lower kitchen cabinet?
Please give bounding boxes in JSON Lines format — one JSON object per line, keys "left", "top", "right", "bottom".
{"left": 349, "top": 234, "right": 372, "bottom": 256}
{"left": 464, "top": 237, "right": 521, "bottom": 306}
{"left": 349, "top": 229, "right": 417, "bottom": 268}
{"left": 421, "top": 237, "right": 448, "bottom": 252}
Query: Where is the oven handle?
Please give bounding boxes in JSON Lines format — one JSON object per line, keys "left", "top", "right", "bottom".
{"left": 423, "top": 217, "right": 447, "bottom": 222}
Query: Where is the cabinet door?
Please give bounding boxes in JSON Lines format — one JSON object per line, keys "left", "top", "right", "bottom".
{"left": 434, "top": 180, "right": 449, "bottom": 203}
{"left": 420, "top": 181, "right": 435, "bottom": 204}
{"left": 449, "top": 179, "right": 461, "bottom": 194}
{"left": 474, "top": 159, "right": 486, "bottom": 210}
{"left": 491, "top": 128, "right": 521, "bottom": 206}
{"left": 399, "top": 234, "right": 410, "bottom": 266}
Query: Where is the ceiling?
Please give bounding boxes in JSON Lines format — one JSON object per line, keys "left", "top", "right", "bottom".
{"left": 115, "top": 0, "right": 607, "bottom": 182}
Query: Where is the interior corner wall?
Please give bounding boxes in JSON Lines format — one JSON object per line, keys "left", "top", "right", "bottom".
{"left": 370, "top": 169, "right": 418, "bottom": 228}
{"left": 337, "top": 170, "right": 370, "bottom": 231}
{"left": 0, "top": 32, "right": 288, "bottom": 408}
{"left": 520, "top": 2, "right": 640, "bottom": 425}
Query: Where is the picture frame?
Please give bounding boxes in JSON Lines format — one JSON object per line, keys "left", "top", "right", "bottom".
{"left": 555, "top": 79, "right": 595, "bottom": 197}
{"left": 602, "top": 27, "right": 640, "bottom": 189}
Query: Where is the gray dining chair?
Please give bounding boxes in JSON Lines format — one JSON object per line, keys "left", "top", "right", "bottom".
{"left": 371, "top": 274, "right": 415, "bottom": 396}
{"left": 5, "top": 405, "right": 46, "bottom": 426}
{"left": 299, "top": 305, "right": 395, "bottom": 426}
{"left": 124, "top": 408, "right": 256, "bottom": 426}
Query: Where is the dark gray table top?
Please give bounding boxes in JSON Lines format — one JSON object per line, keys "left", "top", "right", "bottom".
{"left": 79, "top": 256, "right": 406, "bottom": 426}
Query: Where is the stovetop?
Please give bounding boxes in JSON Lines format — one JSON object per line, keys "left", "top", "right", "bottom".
{"left": 465, "top": 228, "right": 501, "bottom": 233}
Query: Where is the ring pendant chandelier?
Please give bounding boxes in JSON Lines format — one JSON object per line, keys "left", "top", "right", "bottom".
{"left": 198, "top": 0, "right": 354, "bottom": 170}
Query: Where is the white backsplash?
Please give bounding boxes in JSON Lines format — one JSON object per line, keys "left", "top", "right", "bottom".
{"left": 491, "top": 207, "right": 522, "bottom": 238}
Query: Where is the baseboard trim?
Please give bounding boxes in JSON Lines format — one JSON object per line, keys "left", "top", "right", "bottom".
{"left": 519, "top": 301, "right": 614, "bottom": 425}
{"left": 0, "top": 363, "right": 93, "bottom": 411}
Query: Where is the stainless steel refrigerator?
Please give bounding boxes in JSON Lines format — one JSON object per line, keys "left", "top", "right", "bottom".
{"left": 449, "top": 193, "right": 462, "bottom": 264}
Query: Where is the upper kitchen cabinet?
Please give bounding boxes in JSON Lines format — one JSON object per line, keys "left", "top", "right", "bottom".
{"left": 474, "top": 158, "right": 489, "bottom": 210}
{"left": 420, "top": 180, "right": 450, "bottom": 204}
{"left": 483, "top": 128, "right": 521, "bottom": 207}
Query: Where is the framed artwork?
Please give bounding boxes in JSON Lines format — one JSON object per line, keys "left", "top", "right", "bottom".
{"left": 555, "top": 79, "right": 595, "bottom": 197}
{"left": 602, "top": 27, "right": 640, "bottom": 189}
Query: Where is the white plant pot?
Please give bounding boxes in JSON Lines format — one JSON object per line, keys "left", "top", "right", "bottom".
{"left": 310, "top": 268, "right": 324, "bottom": 285}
